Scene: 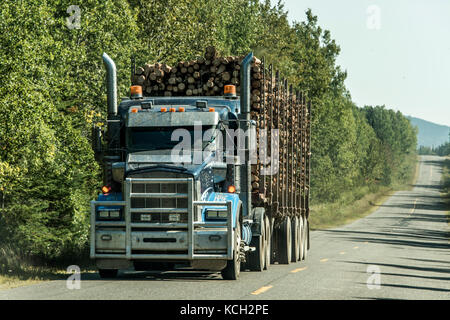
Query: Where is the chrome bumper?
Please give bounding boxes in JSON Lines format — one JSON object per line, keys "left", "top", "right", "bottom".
{"left": 90, "top": 177, "right": 234, "bottom": 261}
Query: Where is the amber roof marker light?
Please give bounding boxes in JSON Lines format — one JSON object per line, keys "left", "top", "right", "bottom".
{"left": 224, "top": 85, "right": 237, "bottom": 98}
{"left": 130, "top": 85, "right": 143, "bottom": 99}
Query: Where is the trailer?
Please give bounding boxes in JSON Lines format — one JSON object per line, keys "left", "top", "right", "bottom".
{"left": 90, "top": 49, "right": 311, "bottom": 280}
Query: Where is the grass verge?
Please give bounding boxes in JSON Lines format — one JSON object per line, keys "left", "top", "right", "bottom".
{"left": 310, "top": 156, "right": 419, "bottom": 230}
{"left": 0, "top": 269, "right": 66, "bottom": 291}
{"left": 0, "top": 244, "right": 94, "bottom": 290}
{"left": 309, "top": 186, "right": 394, "bottom": 230}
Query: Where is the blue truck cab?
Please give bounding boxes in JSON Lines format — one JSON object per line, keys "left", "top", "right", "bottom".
{"left": 90, "top": 53, "right": 265, "bottom": 280}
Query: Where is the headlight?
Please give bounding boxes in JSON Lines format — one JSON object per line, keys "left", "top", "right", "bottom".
{"left": 168, "top": 213, "right": 181, "bottom": 222}
{"left": 205, "top": 210, "right": 228, "bottom": 219}
{"left": 98, "top": 210, "right": 110, "bottom": 218}
{"left": 97, "top": 209, "right": 121, "bottom": 220}
{"left": 109, "top": 209, "right": 121, "bottom": 219}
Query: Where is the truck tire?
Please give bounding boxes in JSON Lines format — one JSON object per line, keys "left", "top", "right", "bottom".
{"left": 248, "top": 216, "right": 265, "bottom": 272}
{"left": 264, "top": 215, "right": 271, "bottom": 270}
{"left": 298, "top": 215, "right": 304, "bottom": 261}
{"left": 221, "top": 219, "right": 242, "bottom": 280}
{"left": 277, "top": 216, "right": 292, "bottom": 264}
{"left": 291, "top": 216, "right": 300, "bottom": 262}
{"left": 98, "top": 269, "right": 118, "bottom": 278}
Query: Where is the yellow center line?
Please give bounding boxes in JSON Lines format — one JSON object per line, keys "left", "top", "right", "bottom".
{"left": 291, "top": 266, "right": 308, "bottom": 273}
{"left": 251, "top": 285, "right": 273, "bottom": 295}
{"left": 353, "top": 246, "right": 359, "bottom": 249}
{"left": 320, "top": 258, "right": 328, "bottom": 263}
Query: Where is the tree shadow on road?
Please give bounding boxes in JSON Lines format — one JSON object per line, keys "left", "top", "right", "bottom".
{"left": 355, "top": 281, "right": 450, "bottom": 293}
{"left": 420, "top": 159, "right": 446, "bottom": 167}
{"left": 344, "top": 260, "right": 450, "bottom": 294}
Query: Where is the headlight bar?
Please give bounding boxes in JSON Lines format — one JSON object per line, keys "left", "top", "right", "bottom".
{"left": 97, "top": 208, "right": 122, "bottom": 220}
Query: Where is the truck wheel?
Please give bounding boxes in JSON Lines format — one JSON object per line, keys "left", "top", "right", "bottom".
{"left": 264, "top": 215, "right": 271, "bottom": 270}
{"left": 291, "top": 216, "right": 300, "bottom": 262}
{"left": 277, "top": 216, "right": 292, "bottom": 264}
{"left": 298, "top": 215, "right": 304, "bottom": 261}
{"left": 98, "top": 269, "right": 118, "bottom": 278}
{"left": 248, "top": 216, "right": 265, "bottom": 272}
{"left": 221, "top": 219, "right": 241, "bottom": 280}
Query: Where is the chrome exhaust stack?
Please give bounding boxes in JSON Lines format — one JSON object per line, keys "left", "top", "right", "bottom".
{"left": 102, "top": 52, "right": 118, "bottom": 117}
{"left": 239, "top": 52, "right": 254, "bottom": 217}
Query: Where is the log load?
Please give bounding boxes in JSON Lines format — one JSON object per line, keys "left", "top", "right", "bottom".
{"left": 131, "top": 47, "right": 311, "bottom": 220}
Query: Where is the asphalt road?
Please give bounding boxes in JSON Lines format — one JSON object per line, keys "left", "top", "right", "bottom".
{"left": 1, "top": 155, "right": 448, "bottom": 300}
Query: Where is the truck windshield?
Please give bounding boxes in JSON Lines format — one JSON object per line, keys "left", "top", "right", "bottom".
{"left": 127, "top": 126, "right": 216, "bottom": 151}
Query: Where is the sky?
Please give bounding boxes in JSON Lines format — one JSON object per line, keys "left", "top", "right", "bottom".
{"left": 278, "top": 0, "right": 450, "bottom": 126}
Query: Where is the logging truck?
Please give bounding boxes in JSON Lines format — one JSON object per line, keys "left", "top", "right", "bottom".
{"left": 90, "top": 50, "right": 311, "bottom": 280}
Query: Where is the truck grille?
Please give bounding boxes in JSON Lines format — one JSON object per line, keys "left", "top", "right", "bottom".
{"left": 127, "top": 172, "right": 191, "bottom": 224}
{"left": 131, "top": 182, "right": 188, "bottom": 223}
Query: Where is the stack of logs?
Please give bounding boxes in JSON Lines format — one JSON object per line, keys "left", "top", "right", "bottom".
{"left": 131, "top": 46, "right": 263, "bottom": 112}
{"left": 132, "top": 47, "right": 311, "bottom": 220}
{"left": 254, "top": 71, "right": 311, "bottom": 219}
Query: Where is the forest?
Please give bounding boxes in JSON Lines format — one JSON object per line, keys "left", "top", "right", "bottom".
{"left": 418, "top": 139, "right": 450, "bottom": 156}
{"left": 0, "top": 0, "right": 417, "bottom": 265}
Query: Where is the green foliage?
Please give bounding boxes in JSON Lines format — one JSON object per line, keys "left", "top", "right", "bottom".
{"left": 0, "top": 0, "right": 418, "bottom": 262}
{"left": 362, "top": 106, "right": 417, "bottom": 186}
{"left": 418, "top": 145, "right": 436, "bottom": 155}
{"left": 0, "top": 0, "right": 133, "bottom": 260}
{"left": 432, "top": 141, "right": 450, "bottom": 156}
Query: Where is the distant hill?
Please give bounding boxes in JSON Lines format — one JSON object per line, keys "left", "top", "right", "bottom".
{"left": 407, "top": 116, "right": 449, "bottom": 148}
